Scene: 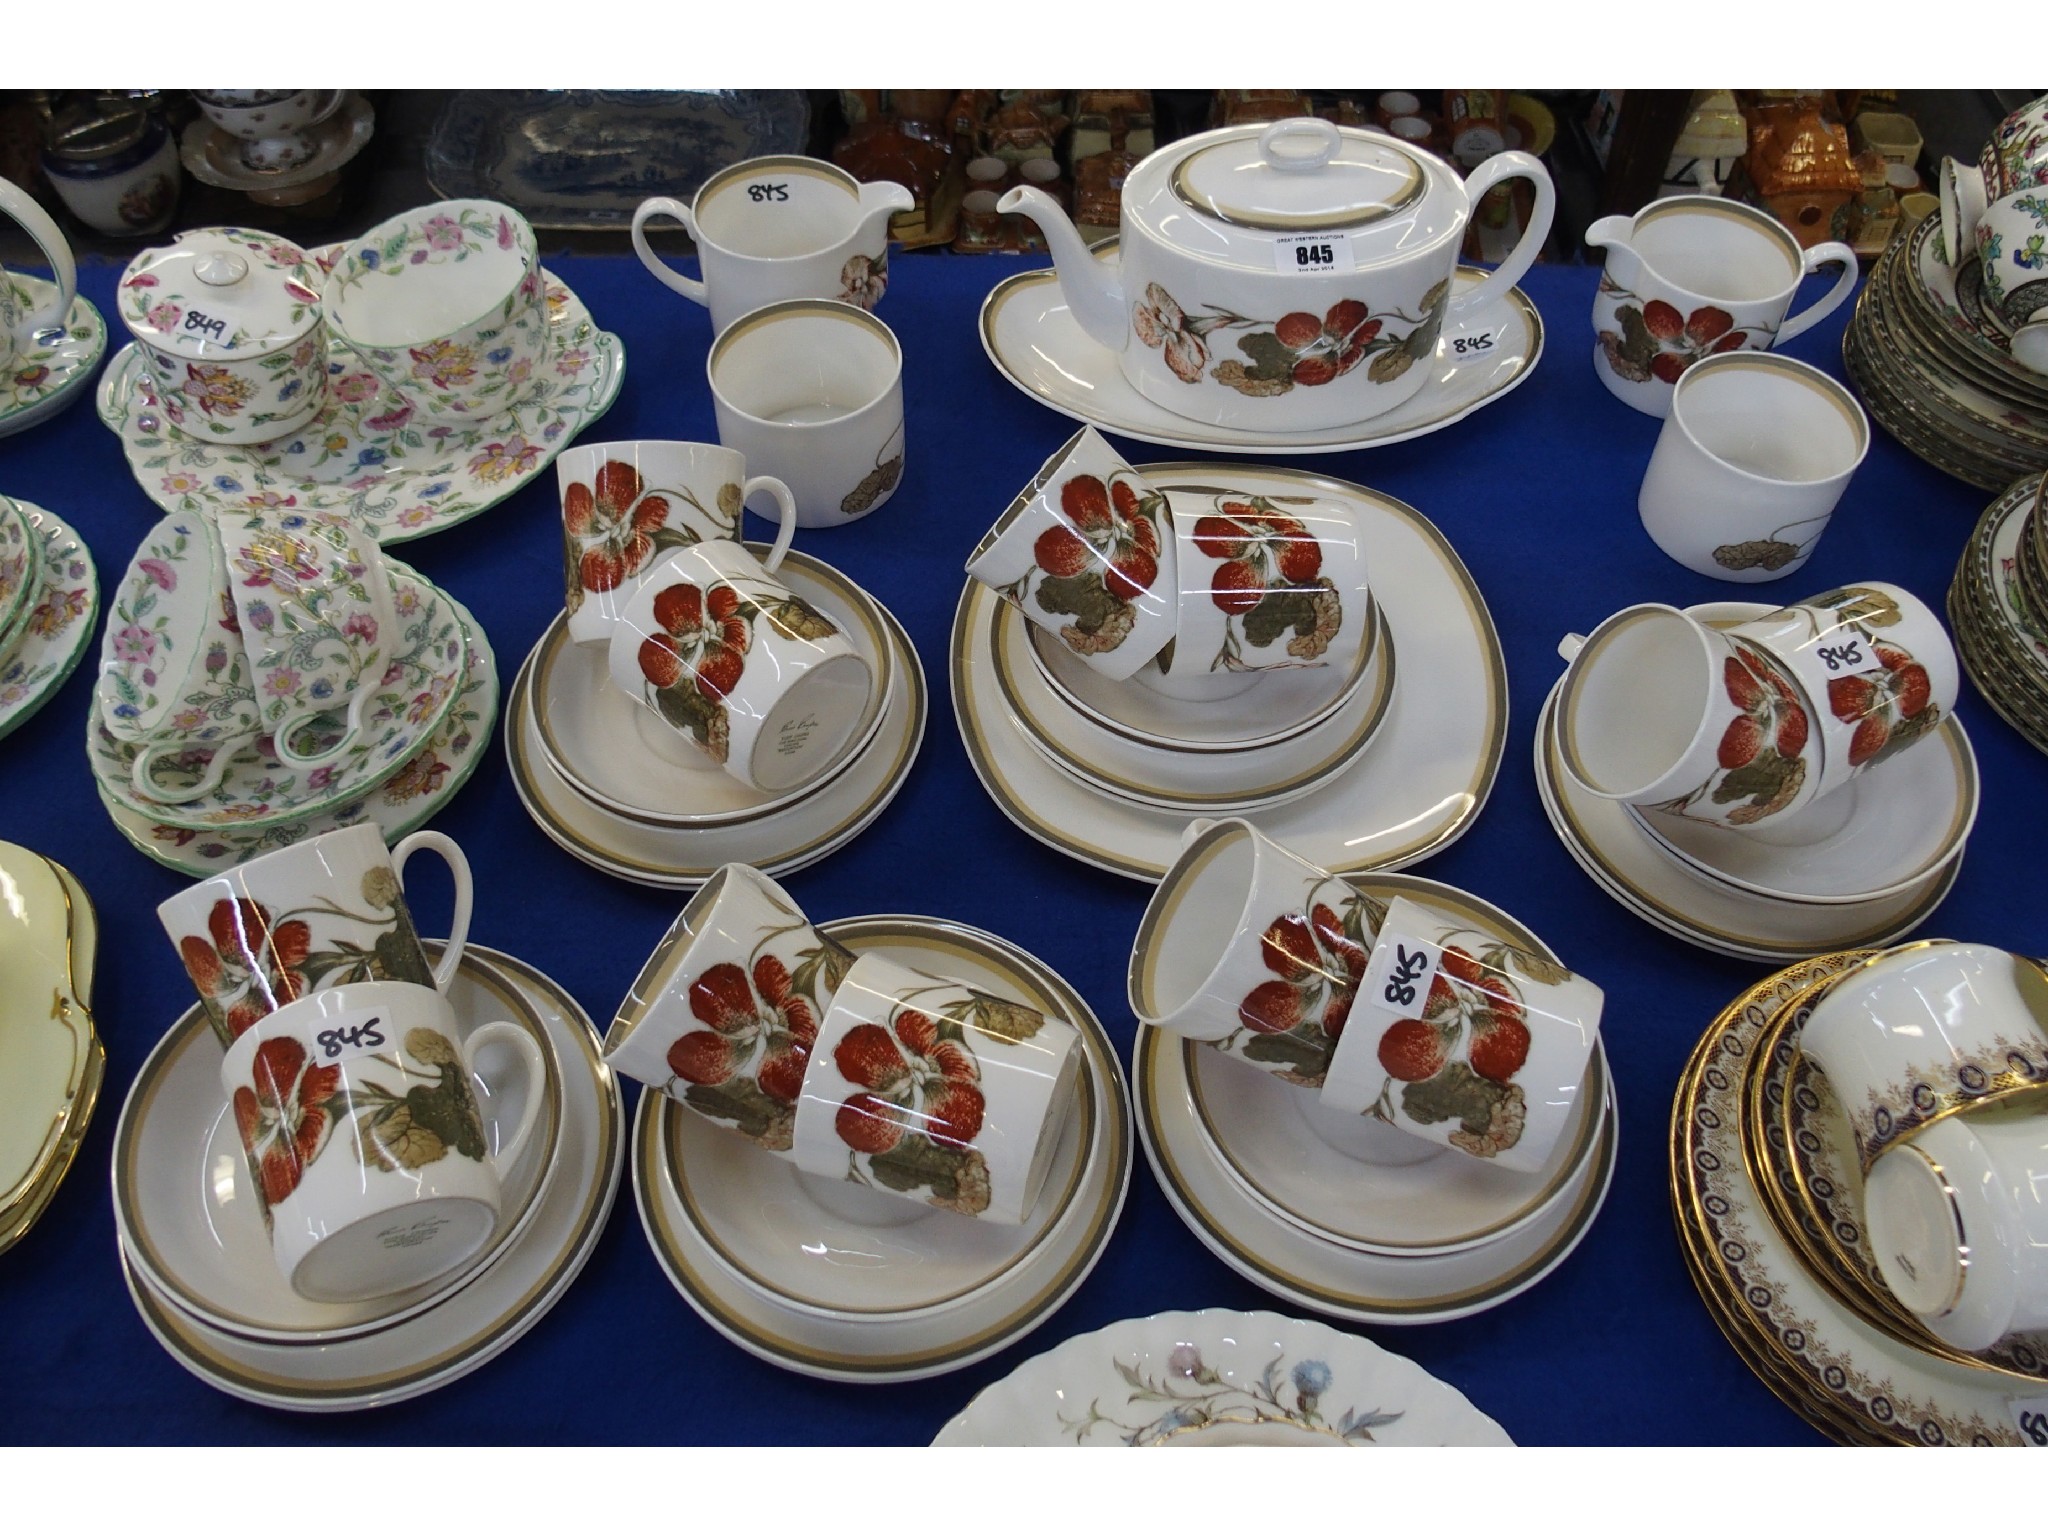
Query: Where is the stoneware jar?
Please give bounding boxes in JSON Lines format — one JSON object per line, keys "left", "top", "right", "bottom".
{"left": 118, "top": 226, "right": 328, "bottom": 445}
{"left": 999, "top": 116, "right": 1554, "bottom": 431}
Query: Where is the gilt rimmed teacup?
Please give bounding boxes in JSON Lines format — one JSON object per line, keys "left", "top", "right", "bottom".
{"left": 556, "top": 440, "right": 798, "bottom": 647}
{"left": 157, "top": 823, "right": 475, "bottom": 1049}
{"left": 323, "top": 198, "right": 548, "bottom": 425}
{"left": 966, "top": 426, "right": 1178, "bottom": 683}
{"left": 605, "top": 541, "right": 872, "bottom": 794}
{"left": 790, "top": 950, "right": 1081, "bottom": 1226}
{"left": 219, "top": 980, "right": 546, "bottom": 1302}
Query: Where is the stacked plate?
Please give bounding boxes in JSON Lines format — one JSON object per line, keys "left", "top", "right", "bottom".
{"left": 954, "top": 463, "right": 1506, "bottom": 880}
{"left": 1842, "top": 214, "right": 2048, "bottom": 491}
{"left": 1672, "top": 951, "right": 2044, "bottom": 1444}
{"left": 1949, "top": 472, "right": 2048, "bottom": 755}
{"left": 506, "top": 550, "right": 924, "bottom": 888}
{"left": 0, "top": 496, "right": 98, "bottom": 745}
{"left": 91, "top": 557, "right": 497, "bottom": 878}
{"left": 1536, "top": 601, "right": 1977, "bottom": 961}
{"left": 632, "top": 914, "right": 1132, "bottom": 1383}
{"left": 113, "top": 943, "right": 624, "bottom": 1411}
{"left": 1134, "top": 871, "right": 1615, "bottom": 1327}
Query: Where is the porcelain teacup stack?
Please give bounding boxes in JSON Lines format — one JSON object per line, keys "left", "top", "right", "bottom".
{"left": 963, "top": 427, "right": 1393, "bottom": 817}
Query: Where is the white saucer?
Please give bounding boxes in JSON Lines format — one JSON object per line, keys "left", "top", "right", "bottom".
{"left": 953, "top": 462, "right": 1504, "bottom": 880}
{"left": 530, "top": 549, "right": 895, "bottom": 828}
{"left": 981, "top": 242, "right": 1543, "bottom": 455}
{"left": 506, "top": 595, "right": 924, "bottom": 888}
{"left": 1535, "top": 679, "right": 1959, "bottom": 960}
{"left": 934, "top": 1307, "right": 1514, "bottom": 1445}
{"left": 634, "top": 915, "right": 1132, "bottom": 1382}
{"left": 114, "top": 947, "right": 563, "bottom": 1344}
{"left": 1137, "top": 1019, "right": 1616, "bottom": 1326}
{"left": 0, "top": 503, "right": 97, "bottom": 745}
{"left": 120, "top": 945, "right": 624, "bottom": 1412}
{"left": 0, "top": 280, "right": 106, "bottom": 440}
{"left": 995, "top": 595, "right": 1394, "bottom": 813}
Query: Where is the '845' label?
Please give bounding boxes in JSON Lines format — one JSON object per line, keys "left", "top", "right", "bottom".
{"left": 1272, "top": 233, "right": 1356, "bottom": 275}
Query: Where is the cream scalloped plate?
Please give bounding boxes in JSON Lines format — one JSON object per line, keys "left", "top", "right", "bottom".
{"left": 0, "top": 278, "right": 105, "bottom": 440}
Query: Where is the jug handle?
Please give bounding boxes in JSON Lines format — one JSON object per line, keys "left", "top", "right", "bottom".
{"left": 630, "top": 197, "right": 709, "bottom": 309}
{"left": 0, "top": 177, "right": 75, "bottom": 337}
{"left": 1443, "top": 152, "right": 1556, "bottom": 324}
{"left": 1773, "top": 242, "right": 1859, "bottom": 344}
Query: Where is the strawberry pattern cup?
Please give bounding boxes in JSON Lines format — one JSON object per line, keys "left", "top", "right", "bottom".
{"left": 965, "top": 426, "right": 1178, "bottom": 682}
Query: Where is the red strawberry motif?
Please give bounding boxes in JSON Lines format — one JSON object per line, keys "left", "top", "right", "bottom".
{"left": 1849, "top": 714, "right": 1890, "bottom": 765}
{"left": 1239, "top": 978, "right": 1305, "bottom": 1035}
{"left": 1378, "top": 1018, "right": 1448, "bottom": 1081}
{"left": 1642, "top": 300, "right": 1686, "bottom": 341}
{"left": 1275, "top": 534, "right": 1323, "bottom": 585}
{"left": 1033, "top": 524, "right": 1092, "bottom": 578}
{"left": 1470, "top": 1014, "right": 1533, "bottom": 1083}
{"left": 1060, "top": 474, "right": 1112, "bottom": 530}
{"left": 1310, "top": 903, "right": 1367, "bottom": 979}
{"left": 1260, "top": 913, "right": 1320, "bottom": 979}
{"left": 1650, "top": 352, "right": 1687, "bottom": 385}
{"left": 1040, "top": 471, "right": 1165, "bottom": 607}
{"left": 922, "top": 1081, "right": 986, "bottom": 1148}
{"left": 832, "top": 1000, "right": 991, "bottom": 1160}
{"left": 1211, "top": 560, "right": 1264, "bottom": 613}
{"left": 1719, "top": 714, "right": 1763, "bottom": 770}
{"left": 1725, "top": 655, "right": 1766, "bottom": 710}
{"left": 666, "top": 1029, "right": 734, "bottom": 1086}
{"left": 1292, "top": 356, "right": 1340, "bottom": 387}
{"left": 1685, "top": 306, "right": 1735, "bottom": 346}
{"left": 834, "top": 1022, "right": 910, "bottom": 1092}
{"left": 1110, "top": 479, "right": 1142, "bottom": 519}
{"left": 1324, "top": 299, "right": 1372, "bottom": 342}
{"left": 638, "top": 580, "right": 750, "bottom": 702}
{"left": 1192, "top": 515, "right": 1247, "bottom": 560}
{"left": 565, "top": 460, "right": 673, "bottom": 597}
{"left": 1775, "top": 703, "right": 1810, "bottom": 759}
{"left": 1274, "top": 311, "right": 1323, "bottom": 349}
{"left": 836, "top": 1092, "right": 907, "bottom": 1155}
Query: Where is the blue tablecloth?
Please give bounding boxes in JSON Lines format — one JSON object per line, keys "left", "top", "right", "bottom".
{"left": 0, "top": 243, "right": 2037, "bottom": 1447}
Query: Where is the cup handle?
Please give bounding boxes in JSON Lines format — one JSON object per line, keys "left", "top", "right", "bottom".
{"left": 0, "top": 176, "right": 76, "bottom": 336}
{"left": 392, "top": 829, "right": 473, "bottom": 990}
{"left": 458, "top": 1020, "right": 547, "bottom": 1172}
{"left": 630, "top": 197, "right": 709, "bottom": 308}
{"left": 272, "top": 685, "right": 378, "bottom": 770}
{"left": 1443, "top": 152, "right": 1556, "bottom": 323}
{"left": 130, "top": 740, "right": 238, "bottom": 805}
{"left": 742, "top": 474, "right": 799, "bottom": 571}
{"left": 1557, "top": 632, "right": 1586, "bottom": 663}
{"left": 1773, "top": 241, "right": 1859, "bottom": 344}
{"left": 306, "top": 90, "right": 348, "bottom": 126}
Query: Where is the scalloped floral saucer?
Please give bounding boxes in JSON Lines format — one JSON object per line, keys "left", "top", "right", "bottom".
{"left": 98, "top": 600, "right": 495, "bottom": 877}
{"left": 0, "top": 278, "right": 106, "bottom": 441}
{"left": 95, "top": 271, "right": 623, "bottom": 545}
{"left": 934, "top": 1309, "right": 1512, "bottom": 1445}
{"left": 0, "top": 503, "right": 98, "bottom": 745}
{"left": 88, "top": 561, "right": 470, "bottom": 829}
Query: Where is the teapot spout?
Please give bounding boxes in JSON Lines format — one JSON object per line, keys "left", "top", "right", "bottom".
{"left": 857, "top": 178, "right": 916, "bottom": 240}
{"left": 997, "top": 186, "right": 1128, "bottom": 352}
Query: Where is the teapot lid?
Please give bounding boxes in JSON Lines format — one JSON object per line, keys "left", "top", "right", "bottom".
{"left": 118, "top": 226, "right": 323, "bottom": 360}
{"left": 1171, "top": 119, "right": 1426, "bottom": 230}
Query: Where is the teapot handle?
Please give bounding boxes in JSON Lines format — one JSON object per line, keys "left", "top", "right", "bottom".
{"left": 630, "top": 196, "right": 709, "bottom": 309}
{"left": 1773, "top": 242, "right": 1859, "bottom": 344}
{"left": 1443, "top": 151, "right": 1555, "bottom": 325}
{"left": 0, "top": 177, "right": 75, "bottom": 338}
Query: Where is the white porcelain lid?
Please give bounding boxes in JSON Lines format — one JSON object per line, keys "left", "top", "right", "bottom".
{"left": 1128, "top": 118, "right": 1463, "bottom": 270}
{"left": 118, "top": 226, "right": 322, "bottom": 359}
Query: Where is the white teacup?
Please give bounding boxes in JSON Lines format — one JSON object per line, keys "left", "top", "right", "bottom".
{"left": 191, "top": 90, "right": 347, "bottom": 173}
{"left": 218, "top": 980, "right": 546, "bottom": 1302}
{"left": 1974, "top": 189, "right": 2048, "bottom": 374}
{"left": 0, "top": 176, "right": 77, "bottom": 373}
{"left": 605, "top": 541, "right": 873, "bottom": 794}
{"left": 707, "top": 298, "right": 906, "bottom": 528}
{"left": 1636, "top": 352, "right": 1870, "bottom": 583}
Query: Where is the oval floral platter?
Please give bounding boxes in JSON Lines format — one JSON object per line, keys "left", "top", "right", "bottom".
{"left": 933, "top": 1308, "right": 1512, "bottom": 1445}
{"left": 95, "top": 271, "right": 623, "bottom": 545}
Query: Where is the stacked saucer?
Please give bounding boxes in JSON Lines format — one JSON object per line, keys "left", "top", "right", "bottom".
{"left": 1133, "top": 866, "right": 1615, "bottom": 1327}
{"left": 507, "top": 547, "right": 924, "bottom": 888}
{"left": 113, "top": 941, "right": 623, "bottom": 1410}
{"left": 630, "top": 910, "right": 1132, "bottom": 1382}
{"left": 1673, "top": 949, "right": 2047, "bottom": 1444}
{"left": 1842, "top": 215, "right": 2048, "bottom": 491}
{"left": 1949, "top": 473, "right": 2048, "bottom": 754}
{"left": 0, "top": 496, "right": 98, "bottom": 744}
{"left": 954, "top": 459, "right": 1504, "bottom": 880}
{"left": 90, "top": 549, "right": 497, "bottom": 878}
{"left": 1536, "top": 600, "right": 1976, "bottom": 960}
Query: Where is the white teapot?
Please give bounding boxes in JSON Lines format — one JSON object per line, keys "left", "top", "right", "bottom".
{"left": 999, "top": 116, "right": 1554, "bottom": 432}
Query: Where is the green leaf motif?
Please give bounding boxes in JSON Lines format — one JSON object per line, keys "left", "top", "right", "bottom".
{"left": 1242, "top": 588, "right": 1318, "bottom": 650}
{"left": 1239, "top": 1027, "right": 1334, "bottom": 1084}
{"left": 1802, "top": 585, "right": 1903, "bottom": 630}
{"left": 683, "top": 1077, "right": 795, "bottom": 1151}
{"left": 964, "top": 989, "right": 1046, "bottom": 1044}
{"left": 1237, "top": 330, "right": 1297, "bottom": 383}
{"left": 375, "top": 918, "right": 437, "bottom": 987}
{"left": 866, "top": 1134, "right": 992, "bottom": 1216}
{"left": 1711, "top": 747, "right": 1796, "bottom": 807}
{"left": 1400, "top": 1060, "right": 1507, "bottom": 1137}
{"left": 757, "top": 594, "right": 839, "bottom": 643}
{"left": 1618, "top": 305, "right": 1659, "bottom": 368}
{"left": 1035, "top": 570, "right": 1126, "bottom": 637}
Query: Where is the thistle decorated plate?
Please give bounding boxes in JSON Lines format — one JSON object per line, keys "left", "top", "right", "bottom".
{"left": 933, "top": 1309, "right": 1512, "bottom": 1445}
{"left": 95, "top": 271, "right": 623, "bottom": 545}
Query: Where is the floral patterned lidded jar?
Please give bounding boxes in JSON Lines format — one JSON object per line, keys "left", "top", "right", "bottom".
{"left": 118, "top": 226, "right": 327, "bottom": 446}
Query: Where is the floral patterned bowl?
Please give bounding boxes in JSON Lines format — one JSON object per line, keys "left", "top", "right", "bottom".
{"left": 324, "top": 200, "right": 548, "bottom": 426}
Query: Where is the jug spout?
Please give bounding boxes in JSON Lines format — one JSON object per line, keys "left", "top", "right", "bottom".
{"left": 1584, "top": 213, "right": 1640, "bottom": 273}
{"left": 997, "top": 185, "right": 1128, "bottom": 353}
{"left": 857, "top": 178, "right": 917, "bottom": 238}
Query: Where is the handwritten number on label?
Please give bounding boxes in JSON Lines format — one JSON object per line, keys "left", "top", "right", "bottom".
{"left": 1451, "top": 333, "right": 1495, "bottom": 355}
{"left": 1382, "top": 944, "right": 1430, "bottom": 1008}
{"left": 182, "top": 310, "right": 228, "bottom": 342}
{"left": 746, "top": 183, "right": 790, "bottom": 203}
{"left": 1816, "top": 640, "right": 1864, "bottom": 673}
{"left": 316, "top": 1017, "right": 386, "bottom": 1059}
{"left": 2022, "top": 1408, "right": 2048, "bottom": 1445}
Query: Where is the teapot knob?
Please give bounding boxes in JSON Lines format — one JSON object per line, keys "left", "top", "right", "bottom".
{"left": 193, "top": 252, "right": 249, "bottom": 287}
{"left": 1260, "top": 117, "right": 1343, "bottom": 174}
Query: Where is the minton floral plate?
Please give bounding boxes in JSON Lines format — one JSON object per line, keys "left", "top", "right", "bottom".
{"left": 0, "top": 845, "right": 101, "bottom": 1258}
{"left": 635, "top": 915, "right": 1131, "bottom": 1384}
{"left": 96, "top": 271, "right": 623, "bottom": 545}
{"left": 953, "top": 463, "right": 1503, "bottom": 880}
{"left": 121, "top": 945, "right": 623, "bottom": 1412}
{"left": 100, "top": 612, "right": 496, "bottom": 877}
{"left": 1904, "top": 215, "right": 2048, "bottom": 401}
{"left": 0, "top": 503, "right": 98, "bottom": 745}
{"left": 0, "top": 278, "right": 105, "bottom": 440}
{"left": 89, "top": 563, "right": 471, "bottom": 828}
{"left": 933, "top": 1308, "right": 1513, "bottom": 1445}
{"left": 507, "top": 596, "right": 924, "bottom": 888}
{"left": 982, "top": 243, "right": 1543, "bottom": 454}
{"left": 1671, "top": 955, "right": 2035, "bottom": 1443}
{"left": 115, "top": 948, "right": 563, "bottom": 1345}
{"left": 0, "top": 495, "right": 42, "bottom": 651}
